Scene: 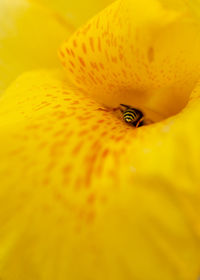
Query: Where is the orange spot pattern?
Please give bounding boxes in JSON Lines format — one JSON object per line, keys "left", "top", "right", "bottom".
{"left": 58, "top": 1, "right": 129, "bottom": 103}
{"left": 0, "top": 70, "right": 138, "bottom": 229}
{"left": 59, "top": 0, "right": 200, "bottom": 119}
{"left": 59, "top": 0, "right": 151, "bottom": 105}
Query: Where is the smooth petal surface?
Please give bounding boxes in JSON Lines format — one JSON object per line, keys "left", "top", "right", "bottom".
{"left": 0, "top": 0, "right": 72, "bottom": 93}
{"left": 0, "top": 69, "right": 200, "bottom": 280}
{"left": 60, "top": 0, "right": 200, "bottom": 122}
{"left": 32, "top": 0, "right": 114, "bottom": 28}
{"left": 185, "top": 0, "right": 200, "bottom": 18}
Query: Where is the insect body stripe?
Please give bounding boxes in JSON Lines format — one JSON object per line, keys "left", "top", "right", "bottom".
{"left": 123, "top": 110, "right": 139, "bottom": 122}
{"left": 120, "top": 104, "right": 144, "bottom": 127}
{"left": 124, "top": 113, "right": 135, "bottom": 120}
{"left": 124, "top": 109, "right": 137, "bottom": 117}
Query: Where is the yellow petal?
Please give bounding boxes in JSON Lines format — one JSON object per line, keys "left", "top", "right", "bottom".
{"left": 60, "top": 0, "right": 200, "bottom": 123}
{"left": 185, "top": 0, "right": 200, "bottom": 18}
{"left": 32, "top": 0, "right": 114, "bottom": 28}
{"left": 0, "top": 0, "right": 72, "bottom": 93}
{"left": 0, "top": 69, "right": 199, "bottom": 280}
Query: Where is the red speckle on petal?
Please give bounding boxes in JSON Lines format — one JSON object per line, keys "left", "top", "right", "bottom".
{"left": 82, "top": 43, "right": 87, "bottom": 54}
{"left": 79, "top": 57, "right": 86, "bottom": 67}
{"left": 89, "top": 37, "right": 95, "bottom": 52}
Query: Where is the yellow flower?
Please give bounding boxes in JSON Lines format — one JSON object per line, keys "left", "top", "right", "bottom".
{"left": 0, "top": 0, "right": 200, "bottom": 279}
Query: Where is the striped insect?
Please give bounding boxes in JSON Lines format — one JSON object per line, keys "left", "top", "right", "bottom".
{"left": 120, "top": 104, "right": 144, "bottom": 127}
